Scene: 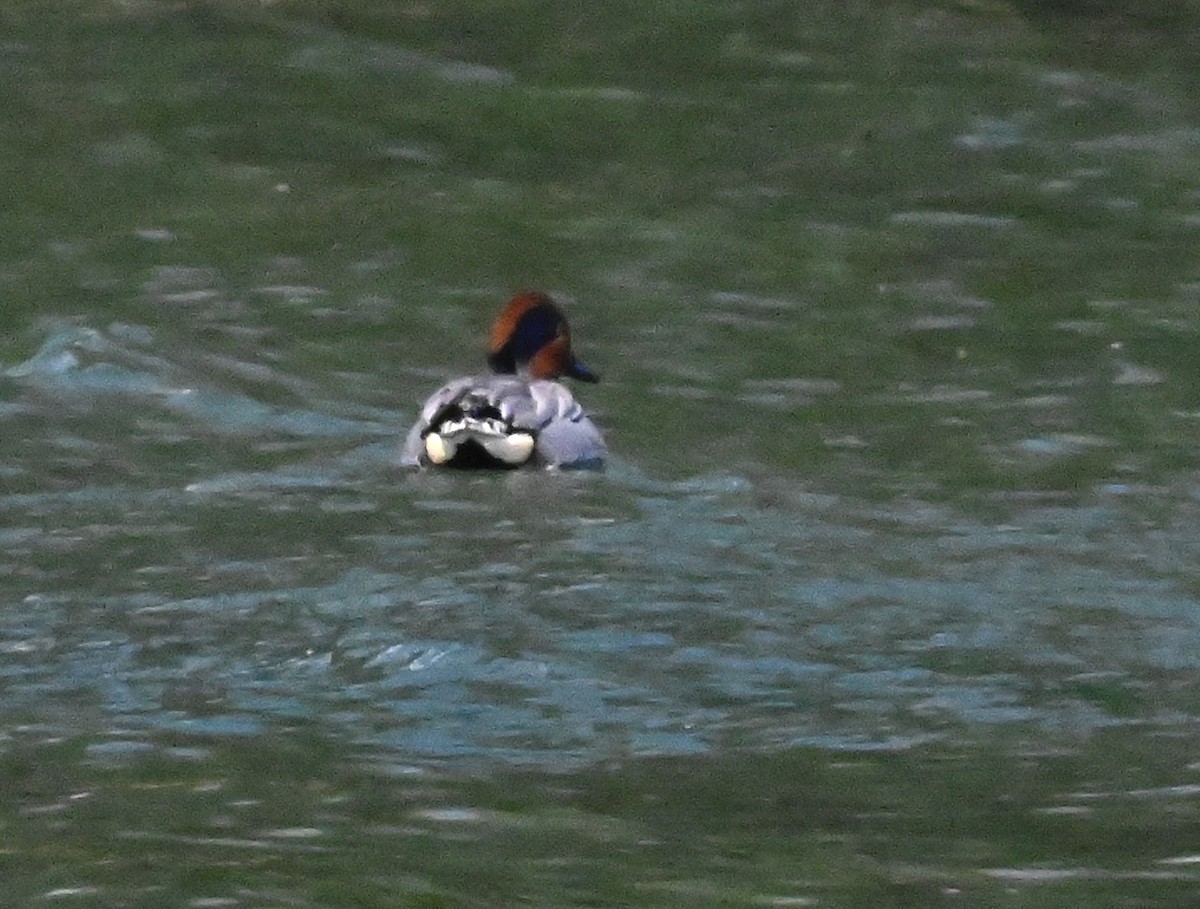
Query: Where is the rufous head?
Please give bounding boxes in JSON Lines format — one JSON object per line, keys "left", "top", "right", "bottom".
{"left": 486, "top": 291, "right": 599, "bottom": 382}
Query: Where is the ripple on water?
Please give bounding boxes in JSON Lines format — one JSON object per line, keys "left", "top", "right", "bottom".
{"left": 4, "top": 319, "right": 1200, "bottom": 767}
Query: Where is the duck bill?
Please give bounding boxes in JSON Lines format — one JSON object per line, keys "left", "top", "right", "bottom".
{"left": 568, "top": 359, "right": 600, "bottom": 383}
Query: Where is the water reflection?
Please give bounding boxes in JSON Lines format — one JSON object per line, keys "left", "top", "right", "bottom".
{"left": 4, "top": 318, "right": 1199, "bottom": 768}
{"left": 6, "top": 0, "right": 1200, "bottom": 903}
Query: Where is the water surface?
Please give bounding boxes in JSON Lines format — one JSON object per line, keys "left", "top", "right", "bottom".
{"left": 4, "top": 1, "right": 1200, "bottom": 905}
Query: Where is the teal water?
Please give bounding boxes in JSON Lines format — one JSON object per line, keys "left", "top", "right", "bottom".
{"left": 4, "top": 1, "right": 1200, "bottom": 905}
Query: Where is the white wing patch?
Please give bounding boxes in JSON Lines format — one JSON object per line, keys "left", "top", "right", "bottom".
{"left": 403, "top": 375, "right": 605, "bottom": 468}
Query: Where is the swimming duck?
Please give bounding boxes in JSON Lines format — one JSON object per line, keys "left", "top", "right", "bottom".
{"left": 401, "top": 292, "right": 606, "bottom": 470}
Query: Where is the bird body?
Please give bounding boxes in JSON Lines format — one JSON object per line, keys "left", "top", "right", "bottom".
{"left": 402, "top": 293, "right": 605, "bottom": 470}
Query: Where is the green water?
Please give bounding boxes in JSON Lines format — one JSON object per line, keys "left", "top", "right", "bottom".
{"left": 4, "top": 0, "right": 1200, "bottom": 905}
{"left": 5, "top": 729, "right": 1200, "bottom": 908}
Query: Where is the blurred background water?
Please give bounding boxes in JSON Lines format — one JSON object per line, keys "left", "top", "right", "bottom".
{"left": 4, "top": 1, "right": 1200, "bottom": 906}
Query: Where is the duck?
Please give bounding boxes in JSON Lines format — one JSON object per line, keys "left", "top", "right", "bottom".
{"left": 401, "top": 292, "right": 606, "bottom": 470}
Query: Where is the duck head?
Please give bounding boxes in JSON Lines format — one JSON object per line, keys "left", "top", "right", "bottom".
{"left": 486, "top": 291, "right": 599, "bottom": 382}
